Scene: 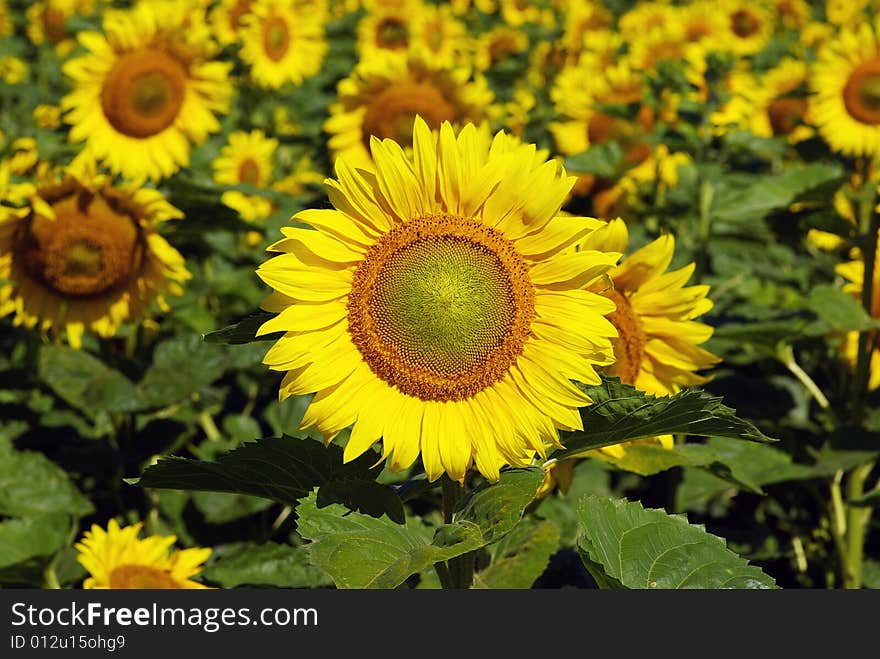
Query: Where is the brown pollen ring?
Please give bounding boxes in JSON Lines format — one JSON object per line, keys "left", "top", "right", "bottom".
{"left": 347, "top": 213, "right": 535, "bottom": 402}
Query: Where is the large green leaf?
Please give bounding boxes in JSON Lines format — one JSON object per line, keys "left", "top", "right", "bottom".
{"left": 710, "top": 162, "right": 845, "bottom": 224}
{"left": 38, "top": 346, "right": 141, "bottom": 415}
{"left": 132, "top": 436, "right": 404, "bottom": 522}
{"left": 554, "top": 377, "right": 773, "bottom": 459}
{"left": 297, "top": 467, "right": 545, "bottom": 589}
{"left": 0, "top": 514, "right": 72, "bottom": 569}
{"left": 576, "top": 495, "right": 776, "bottom": 589}
{"left": 0, "top": 443, "right": 93, "bottom": 518}
{"left": 137, "top": 334, "right": 229, "bottom": 408}
{"left": 475, "top": 520, "right": 560, "bottom": 589}
{"left": 201, "top": 542, "right": 332, "bottom": 588}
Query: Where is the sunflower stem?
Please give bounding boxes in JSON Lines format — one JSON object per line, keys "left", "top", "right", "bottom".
{"left": 778, "top": 344, "right": 830, "bottom": 410}
{"left": 440, "top": 476, "right": 473, "bottom": 589}
{"left": 842, "top": 163, "right": 877, "bottom": 589}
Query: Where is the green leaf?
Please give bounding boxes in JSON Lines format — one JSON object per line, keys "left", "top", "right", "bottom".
{"left": 203, "top": 311, "right": 280, "bottom": 345}
{"left": 202, "top": 542, "right": 332, "bottom": 588}
{"left": 452, "top": 467, "right": 545, "bottom": 543}
{"left": 192, "top": 492, "right": 273, "bottom": 525}
{"left": 296, "top": 492, "right": 482, "bottom": 589}
{"left": 554, "top": 377, "right": 774, "bottom": 460}
{"left": 576, "top": 495, "right": 776, "bottom": 589}
{"left": 710, "top": 162, "right": 845, "bottom": 224}
{"left": 38, "top": 346, "right": 141, "bottom": 415}
{"left": 297, "top": 468, "right": 545, "bottom": 589}
{"left": 0, "top": 514, "right": 71, "bottom": 569}
{"left": 132, "top": 436, "right": 402, "bottom": 520}
{"left": 0, "top": 444, "right": 93, "bottom": 518}
{"left": 476, "top": 520, "right": 560, "bottom": 589}
{"left": 137, "top": 334, "right": 228, "bottom": 408}
{"left": 564, "top": 142, "right": 623, "bottom": 178}
{"left": 807, "top": 285, "right": 875, "bottom": 333}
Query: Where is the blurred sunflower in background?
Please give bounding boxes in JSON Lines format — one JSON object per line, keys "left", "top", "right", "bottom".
{"left": 76, "top": 520, "right": 211, "bottom": 589}
{"left": 61, "top": 1, "right": 233, "bottom": 181}
{"left": 325, "top": 53, "right": 493, "bottom": 169}
{"left": 26, "top": 0, "right": 96, "bottom": 56}
{"left": 240, "top": 0, "right": 327, "bottom": 89}
{"left": 0, "top": 163, "right": 189, "bottom": 349}
{"left": 811, "top": 18, "right": 880, "bottom": 157}
{"left": 212, "top": 129, "right": 278, "bottom": 222}
{"left": 257, "top": 117, "right": 620, "bottom": 483}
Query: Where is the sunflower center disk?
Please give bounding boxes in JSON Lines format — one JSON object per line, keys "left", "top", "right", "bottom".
{"left": 845, "top": 61, "right": 880, "bottom": 125}
{"left": 15, "top": 192, "right": 142, "bottom": 297}
{"left": 376, "top": 18, "right": 409, "bottom": 50}
{"left": 263, "top": 16, "right": 291, "bottom": 61}
{"left": 603, "top": 288, "right": 646, "bottom": 386}
{"left": 348, "top": 215, "right": 535, "bottom": 401}
{"left": 731, "top": 10, "right": 760, "bottom": 38}
{"left": 361, "top": 84, "right": 456, "bottom": 149}
{"left": 109, "top": 565, "right": 182, "bottom": 589}
{"left": 101, "top": 50, "right": 187, "bottom": 138}
{"left": 237, "top": 158, "right": 261, "bottom": 185}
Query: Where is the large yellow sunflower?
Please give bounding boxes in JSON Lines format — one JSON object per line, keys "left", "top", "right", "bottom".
{"left": 240, "top": 0, "right": 327, "bottom": 89}
{"left": 61, "top": 2, "right": 232, "bottom": 182}
{"left": 325, "top": 53, "right": 493, "bottom": 170}
{"left": 257, "top": 118, "right": 620, "bottom": 483}
{"left": 810, "top": 19, "right": 880, "bottom": 158}
{"left": 76, "top": 520, "right": 211, "bottom": 589}
{"left": 212, "top": 129, "right": 278, "bottom": 222}
{"left": 0, "top": 164, "right": 189, "bottom": 349}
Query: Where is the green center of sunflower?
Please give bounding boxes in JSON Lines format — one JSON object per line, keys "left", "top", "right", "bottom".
{"left": 109, "top": 565, "right": 183, "bottom": 589}
{"left": 348, "top": 214, "right": 535, "bottom": 401}
{"left": 263, "top": 15, "right": 290, "bottom": 61}
{"left": 14, "top": 185, "right": 143, "bottom": 297}
{"left": 101, "top": 50, "right": 187, "bottom": 138}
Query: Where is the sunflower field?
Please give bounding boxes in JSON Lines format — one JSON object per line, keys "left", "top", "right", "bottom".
{"left": 1, "top": 0, "right": 879, "bottom": 593}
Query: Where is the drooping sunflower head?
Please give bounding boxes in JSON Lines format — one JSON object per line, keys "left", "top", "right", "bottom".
{"left": 75, "top": 519, "right": 211, "bottom": 589}
{"left": 810, "top": 19, "right": 880, "bottom": 157}
{"left": 61, "top": 1, "right": 233, "bottom": 182}
{"left": 257, "top": 117, "right": 621, "bottom": 482}
{"left": 325, "top": 54, "right": 494, "bottom": 170}
{"left": 240, "top": 0, "right": 327, "bottom": 89}
{"left": 580, "top": 219, "right": 720, "bottom": 396}
{"left": 0, "top": 165, "right": 189, "bottom": 349}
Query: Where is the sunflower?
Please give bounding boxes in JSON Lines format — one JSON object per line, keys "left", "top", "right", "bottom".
{"left": 257, "top": 118, "right": 620, "bottom": 483}
{"left": 825, "top": 0, "right": 867, "bottom": 28}
{"left": 474, "top": 25, "right": 529, "bottom": 71}
{"left": 240, "top": 0, "right": 327, "bottom": 89}
{"left": 209, "top": 0, "right": 255, "bottom": 45}
{"left": 0, "top": 164, "right": 189, "bottom": 349}
{"left": 61, "top": 2, "right": 232, "bottom": 182}
{"left": 0, "top": 57, "right": 27, "bottom": 85}
{"left": 810, "top": 19, "right": 880, "bottom": 158}
{"left": 0, "top": 0, "right": 12, "bottom": 37}
{"left": 836, "top": 242, "right": 880, "bottom": 390}
{"left": 325, "top": 53, "right": 493, "bottom": 170}
{"left": 76, "top": 519, "right": 211, "bottom": 589}
{"left": 410, "top": 4, "right": 469, "bottom": 68}
{"left": 26, "top": 0, "right": 95, "bottom": 56}
{"left": 498, "top": 0, "right": 553, "bottom": 28}
{"left": 720, "top": 0, "right": 773, "bottom": 56}
{"left": 583, "top": 219, "right": 721, "bottom": 399}
{"left": 357, "top": 6, "right": 416, "bottom": 60}
{"left": 212, "top": 129, "right": 278, "bottom": 222}
{"left": 774, "top": 0, "right": 811, "bottom": 29}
